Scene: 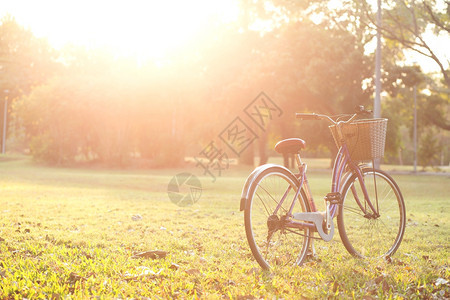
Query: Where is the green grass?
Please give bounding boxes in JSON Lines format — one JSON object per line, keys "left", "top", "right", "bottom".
{"left": 0, "top": 156, "right": 449, "bottom": 299}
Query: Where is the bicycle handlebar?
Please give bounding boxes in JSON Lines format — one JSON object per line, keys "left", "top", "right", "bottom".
{"left": 295, "top": 113, "right": 321, "bottom": 120}
{"left": 296, "top": 106, "right": 373, "bottom": 125}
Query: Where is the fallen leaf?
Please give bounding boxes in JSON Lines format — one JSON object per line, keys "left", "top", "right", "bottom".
{"left": 381, "top": 279, "right": 390, "bottom": 293}
{"left": 375, "top": 275, "right": 385, "bottom": 284}
{"left": 68, "top": 272, "right": 86, "bottom": 283}
{"left": 226, "top": 279, "right": 236, "bottom": 286}
{"left": 236, "top": 295, "right": 257, "bottom": 300}
{"left": 185, "top": 268, "right": 202, "bottom": 275}
{"left": 124, "top": 267, "right": 162, "bottom": 281}
{"left": 407, "top": 220, "right": 419, "bottom": 226}
{"left": 404, "top": 253, "right": 418, "bottom": 260}
{"left": 81, "top": 251, "right": 94, "bottom": 260}
{"left": 0, "top": 237, "right": 5, "bottom": 242}
{"left": 136, "top": 266, "right": 158, "bottom": 276}
{"left": 332, "top": 281, "right": 339, "bottom": 293}
{"left": 435, "top": 278, "right": 449, "bottom": 286}
{"left": 131, "top": 250, "right": 167, "bottom": 259}
{"left": 169, "top": 263, "right": 180, "bottom": 270}
{"left": 51, "top": 293, "right": 61, "bottom": 300}
{"left": 131, "top": 214, "right": 143, "bottom": 221}
{"left": 395, "top": 259, "right": 406, "bottom": 266}
{"left": 246, "top": 268, "right": 260, "bottom": 275}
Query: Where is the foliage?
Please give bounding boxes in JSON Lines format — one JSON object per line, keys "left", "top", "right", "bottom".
{"left": 5, "top": 12, "right": 373, "bottom": 166}
{"left": 376, "top": 59, "right": 448, "bottom": 166}
{"left": 0, "top": 15, "right": 57, "bottom": 96}
{"left": 308, "top": 0, "right": 449, "bottom": 161}
{"left": 422, "top": 93, "right": 450, "bottom": 130}
{"left": 0, "top": 16, "right": 58, "bottom": 153}
{"left": 209, "top": 19, "right": 373, "bottom": 163}
{"left": 1, "top": 2, "right": 449, "bottom": 167}
{"left": 418, "top": 127, "right": 441, "bottom": 168}
{"left": 360, "top": 0, "right": 450, "bottom": 88}
{"left": 381, "top": 98, "right": 404, "bottom": 162}
{"left": 15, "top": 61, "right": 201, "bottom": 166}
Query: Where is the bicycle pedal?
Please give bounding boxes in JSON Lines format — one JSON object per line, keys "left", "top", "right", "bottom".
{"left": 324, "top": 192, "right": 342, "bottom": 205}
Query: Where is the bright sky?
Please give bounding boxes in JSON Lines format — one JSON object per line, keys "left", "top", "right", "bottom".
{"left": 0, "top": 0, "right": 239, "bottom": 60}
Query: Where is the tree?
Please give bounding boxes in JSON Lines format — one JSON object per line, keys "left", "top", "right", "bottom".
{"left": 0, "top": 16, "right": 57, "bottom": 94}
{"left": 220, "top": 19, "right": 373, "bottom": 164}
{"left": 14, "top": 1, "right": 447, "bottom": 167}
{"left": 14, "top": 44, "right": 211, "bottom": 166}
{"left": 362, "top": 0, "right": 449, "bottom": 88}
{"left": 418, "top": 128, "right": 440, "bottom": 168}
{"left": 0, "top": 15, "right": 57, "bottom": 152}
{"left": 380, "top": 63, "right": 448, "bottom": 166}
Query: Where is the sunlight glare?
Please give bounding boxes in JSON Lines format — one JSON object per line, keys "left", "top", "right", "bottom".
{"left": 1, "top": 0, "right": 239, "bottom": 61}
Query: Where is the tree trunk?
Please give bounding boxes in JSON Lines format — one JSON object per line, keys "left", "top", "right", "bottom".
{"left": 239, "top": 141, "right": 254, "bottom": 165}
{"left": 258, "top": 131, "right": 268, "bottom": 165}
{"left": 329, "top": 146, "right": 338, "bottom": 169}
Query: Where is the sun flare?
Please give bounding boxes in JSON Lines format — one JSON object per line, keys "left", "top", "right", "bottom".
{"left": 1, "top": 0, "right": 239, "bottom": 61}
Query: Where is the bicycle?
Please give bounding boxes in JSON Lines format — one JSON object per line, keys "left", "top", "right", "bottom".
{"left": 240, "top": 106, "right": 406, "bottom": 270}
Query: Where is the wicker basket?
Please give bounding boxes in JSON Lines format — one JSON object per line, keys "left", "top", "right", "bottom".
{"left": 329, "top": 118, "right": 388, "bottom": 161}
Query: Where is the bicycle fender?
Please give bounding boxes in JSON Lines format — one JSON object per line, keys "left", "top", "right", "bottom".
{"left": 240, "top": 164, "right": 296, "bottom": 211}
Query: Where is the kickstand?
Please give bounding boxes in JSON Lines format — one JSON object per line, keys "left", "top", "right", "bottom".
{"left": 307, "top": 234, "right": 317, "bottom": 259}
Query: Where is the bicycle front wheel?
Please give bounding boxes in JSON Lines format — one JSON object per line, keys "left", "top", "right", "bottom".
{"left": 338, "top": 168, "right": 406, "bottom": 258}
{"left": 244, "top": 166, "right": 311, "bottom": 270}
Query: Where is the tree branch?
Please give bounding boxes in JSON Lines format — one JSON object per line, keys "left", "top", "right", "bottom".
{"left": 361, "top": 0, "right": 450, "bottom": 87}
{"left": 423, "top": 2, "right": 450, "bottom": 32}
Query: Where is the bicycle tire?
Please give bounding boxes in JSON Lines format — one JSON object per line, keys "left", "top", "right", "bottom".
{"left": 244, "top": 166, "right": 311, "bottom": 269}
{"left": 337, "top": 168, "right": 406, "bottom": 258}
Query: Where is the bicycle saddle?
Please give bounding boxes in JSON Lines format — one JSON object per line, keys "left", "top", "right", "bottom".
{"left": 274, "top": 138, "right": 306, "bottom": 154}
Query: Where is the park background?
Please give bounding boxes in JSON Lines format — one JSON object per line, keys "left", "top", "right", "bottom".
{"left": 0, "top": 0, "right": 449, "bottom": 298}
{"left": 0, "top": 0, "right": 448, "bottom": 169}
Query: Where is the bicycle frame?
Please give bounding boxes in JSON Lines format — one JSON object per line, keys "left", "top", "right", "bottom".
{"left": 282, "top": 142, "right": 380, "bottom": 234}
{"left": 329, "top": 145, "right": 379, "bottom": 218}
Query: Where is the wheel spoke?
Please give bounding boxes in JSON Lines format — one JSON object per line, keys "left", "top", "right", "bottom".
{"left": 245, "top": 169, "right": 311, "bottom": 269}
{"left": 255, "top": 191, "right": 272, "bottom": 216}
{"left": 257, "top": 184, "right": 289, "bottom": 214}
{"left": 343, "top": 205, "right": 365, "bottom": 217}
{"left": 338, "top": 169, "right": 405, "bottom": 259}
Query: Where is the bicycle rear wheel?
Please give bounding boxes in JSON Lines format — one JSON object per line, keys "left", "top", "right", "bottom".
{"left": 244, "top": 166, "right": 311, "bottom": 269}
{"left": 338, "top": 168, "right": 406, "bottom": 258}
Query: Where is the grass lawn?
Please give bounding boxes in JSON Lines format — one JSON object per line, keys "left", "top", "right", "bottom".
{"left": 0, "top": 156, "right": 448, "bottom": 299}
